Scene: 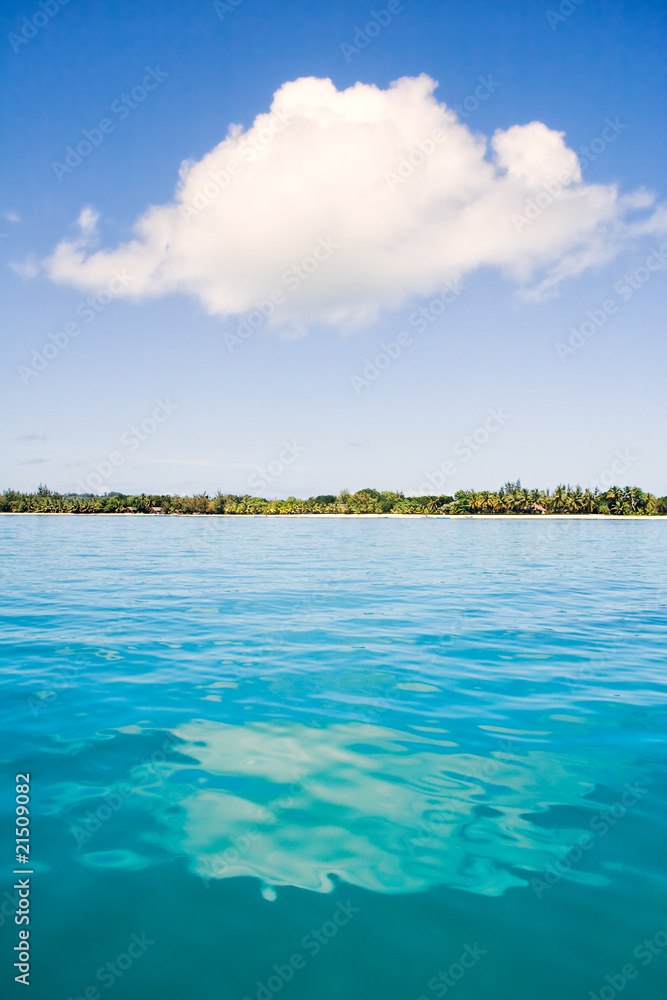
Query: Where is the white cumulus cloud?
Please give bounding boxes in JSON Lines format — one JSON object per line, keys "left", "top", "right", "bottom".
{"left": 44, "top": 74, "right": 666, "bottom": 329}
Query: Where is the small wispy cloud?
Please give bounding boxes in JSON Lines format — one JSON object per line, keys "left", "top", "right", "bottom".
{"left": 145, "top": 458, "right": 225, "bottom": 467}
{"left": 10, "top": 255, "right": 40, "bottom": 279}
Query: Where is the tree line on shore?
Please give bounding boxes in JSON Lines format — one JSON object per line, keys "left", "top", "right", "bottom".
{"left": 1, "top": 483, "right": 664, "bottom": 515}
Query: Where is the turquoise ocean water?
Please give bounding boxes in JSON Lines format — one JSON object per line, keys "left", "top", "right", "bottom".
{"left": 1, "top": 515, "right": 666, "bottom": 999}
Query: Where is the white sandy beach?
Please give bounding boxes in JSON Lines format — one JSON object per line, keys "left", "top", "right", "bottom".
{"left": 2, "top": 512, "right": 663, "bottom": 519}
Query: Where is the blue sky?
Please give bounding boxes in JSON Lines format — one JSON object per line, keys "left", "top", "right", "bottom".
{"left": 2, "top": 0, "right": 666, "bottom": 496}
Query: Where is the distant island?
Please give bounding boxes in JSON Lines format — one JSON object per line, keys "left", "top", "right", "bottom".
{"left": 1, "top": 484, "right": 665, "bottom": 515}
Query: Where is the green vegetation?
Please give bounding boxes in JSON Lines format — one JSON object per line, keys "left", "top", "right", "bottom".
{"left": 1, "top": 482, "right": 665, "bottom": 515}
